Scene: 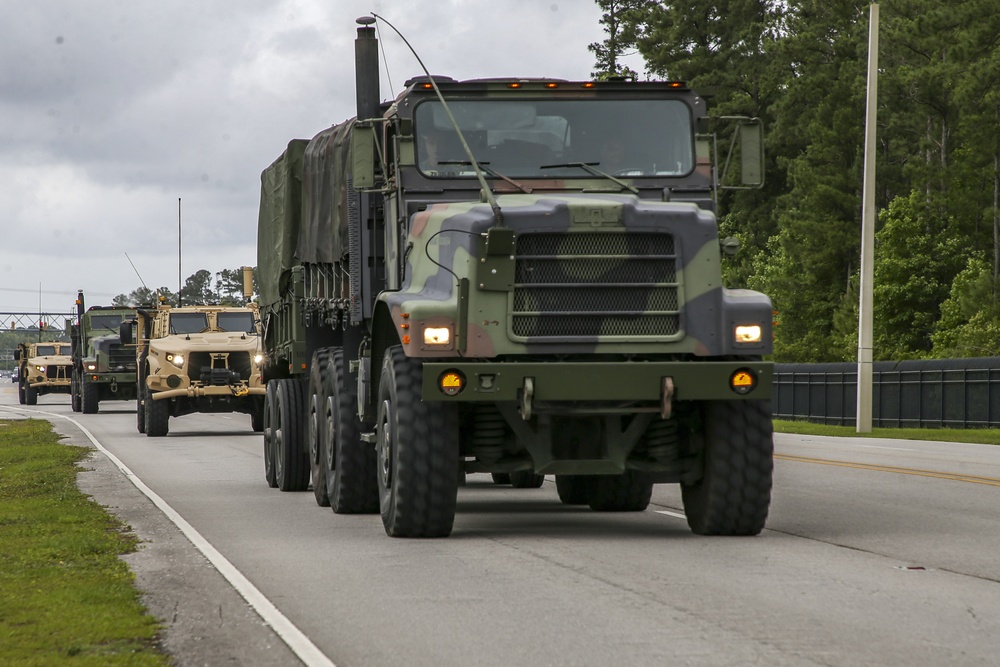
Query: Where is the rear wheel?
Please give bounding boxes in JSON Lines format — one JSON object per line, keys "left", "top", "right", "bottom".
{"left": 490, "top": 473, "right": 511, "bottom": 485}
{"left": 263, "top": 382, "right": 278, "bottom": 488}
{"left": 308, "top": 351, "right": 331, "bottom": 507}
{"left": 274, "top": 378, "right": 310, "bottom": 492}
{"left": 681, "top": 400, "right": 773, "bottom": 536}
{"left": 510, "top": 471, "right": 545, "bottom": 488}
{"left": 377, "top": 346, "right": 458, "bottom": 537}
{"left": 588, "top": 471, "right": 653, "bottom": 512}
{"left": 71, "top": 371, "right": 82, "bottom": 412}
{"left": 145, "top": 387, "right": 170, "bottom": 437}
{"left": 556, "top": 475, "right": 595, "bottom": 505}
{"left": 325, "top": 350, "right": 378, "bottom": 514}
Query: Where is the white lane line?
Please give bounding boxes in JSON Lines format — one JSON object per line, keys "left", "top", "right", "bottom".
{"left": 655, "top": 510, "right": 686, "bottom": 520}
{"left": 3, "top": 406, "right": 335, "bottom": 667}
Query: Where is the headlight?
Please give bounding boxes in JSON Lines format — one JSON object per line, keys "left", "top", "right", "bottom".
{"left": 254, "top": 354, "right": 263, "bottom": 364}
{"left": 734, "top": 325, "right": 762, "bottom": 344}
{"left": 35, "top": 365, "right": 46, "bottom": 372}
{"left": 423, "top": 327, "right": 451, "bottom": 346}
{"left": 166, "top": 353, "right": 185, "bottom": 368}
{"left": 85, "top": 363, "right": 97, "bottom": 371}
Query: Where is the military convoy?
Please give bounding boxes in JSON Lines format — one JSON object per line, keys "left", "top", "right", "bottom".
{"left": 70, "top": 292, "right": 139, "bottom": 414}
{"left": 122, "top": 295, "right": 264, "bottom": 437}
{"left": 252, "top": 18, "right": 775, "bottom": 539}
{"left": 15, "top": 341, "right": 72, "bottom": 405}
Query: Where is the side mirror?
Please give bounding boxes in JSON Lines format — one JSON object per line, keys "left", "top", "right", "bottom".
{"left": 351, "top": 122, "right": 376, "bottom": 189}
{"left": 13, "top": 349, "right": 21, "bottom": 361}
{"left": 739, "top": 119, "right": 764, "bottom": 187}
{"left": 119, "top": 320, "right": 133, "bottom": 345}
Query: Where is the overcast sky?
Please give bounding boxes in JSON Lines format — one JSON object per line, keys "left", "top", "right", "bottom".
{"left": 1, "top": 0, "right": 625, "bottom": 315}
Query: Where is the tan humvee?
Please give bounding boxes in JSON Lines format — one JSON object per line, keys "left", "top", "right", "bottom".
{"left": 131, "top": 302, "right": 265, "bottom": 437}
{"left": 16, "top": 341, "right": 73, "bottom": 405}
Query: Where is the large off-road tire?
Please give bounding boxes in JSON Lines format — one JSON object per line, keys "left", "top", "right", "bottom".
{"left": 588, "top": 471, "right": 653, "bottom": 512}
{"left": 136, "top": 382, "right": 146, "bottom": 434}
{"left": 25, "top": 384, "right": 38, "bottom": 405}
{"left": 17, "top": 380, "right": 26, "bottom": 405}
{"left": 681, "top": 399, "right": 773, "bottom": 536}
{"left": 556, "top": 475, "right": 596, "bottom": 505}
{"left": 308, "top": 351, "right": 331, "bottom": 507}
{"left": 510, "top": 470, "right": 545, "bottom": 488}
{"left": 71, "top": 372, "right": 82, "bottom": 412}
{"left": 145, "top": 387, "right": 170, "bottom": 437}
{"left": 491, "top": 473, "right": 511, "bottom": 485}
{"left": 325, "top": 350, "right": 379, "bottom": 514}
{"left": 274, "top": 378, "right": 310, "bottom": 492}
{"left": 250, "top": 397, "right": 264, "bottom": 433}
{"left": 81, "top": 381, "right": 100, "bottom": 414}
{"left": 376, "top": 346, "right": 459, "bottom": 537}
{"left": 263, "top": 382, "right": 278, "bottom": 488}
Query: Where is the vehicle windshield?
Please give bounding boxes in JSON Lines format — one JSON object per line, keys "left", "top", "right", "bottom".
{"left": 217, "top": 311, "right": 255, "bottom": 333}
{"left": 35, "top": 345, "right": 57, "bottom": 356}
{"left": 414, "top": 98, "right": 694, "bottom": 179}
{"left": 169, "top": 312, "right": 209, "bottom": 334}
{"left": 90, "top": 314, "right": 122, "bottom": 332}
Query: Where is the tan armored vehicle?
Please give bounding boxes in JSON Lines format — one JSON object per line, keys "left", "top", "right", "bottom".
{"left": 125, "top": 302, "right": 265, "bottom": 437}
{"left": 15, "top": 341, "right": 73, "bottom": 405}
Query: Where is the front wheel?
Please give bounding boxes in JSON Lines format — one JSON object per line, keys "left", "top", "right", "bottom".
{"left": 376, "top": 346, "right": 458, "bottom": 537}
{"left": 145, "top": 387, "right": 169, "bottom": 437}
{"left": 263, "top": 382, "right": 278, "bottom": 488}
{"left": 681, "top": 400, "right": 773, "bottom": 536}
{"left": 81, "top": 381, "right": 99, "bottom": 414}
{"left": 71, "top": 372, "right": 82, "bottom": 412}
{"left": 17, "top": 381, "right": 26, "bottom": 405}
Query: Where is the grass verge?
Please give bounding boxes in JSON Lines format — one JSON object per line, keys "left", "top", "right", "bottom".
{"left": 774, "top": 419, "right": 1000, "bottom": 445}
{"left": 0, "top": 418, "right": 170, "bottom": 666}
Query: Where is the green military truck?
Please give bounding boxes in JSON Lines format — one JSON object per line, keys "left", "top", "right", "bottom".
{"left": 15, "top": 341, "right": 72, "bottom": 405}
{"left": 256, "top": 17, "right": 774, "bottom": 538}
{"left": 71, "top": 291, "right": 138, "bottom": 414}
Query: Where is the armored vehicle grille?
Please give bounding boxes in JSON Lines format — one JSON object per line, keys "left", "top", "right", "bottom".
{"left": 188, "top": 351, "right": 253, "bottom": 383}
{"left": 44, "top": 365, "right": 71, "bottom": 380}
{"left": 108, "top": 344, "right": 138, "bottom": 372}
{"left": 512, "top": 232, "right": 681, "bottom": 339}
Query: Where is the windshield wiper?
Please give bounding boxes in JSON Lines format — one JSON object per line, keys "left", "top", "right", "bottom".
{"left": 539, "top": 162, "right": 638, "bottom": 194}
{"left": 441, "top": 160, "right": 532, "bottom": 194}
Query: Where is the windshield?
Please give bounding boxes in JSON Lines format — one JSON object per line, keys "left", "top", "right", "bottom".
{"left": 35, "top": 345, "right": 57, "bottom": 356}
{"left": 89, "top": 314, "right": 122, "bottom": 332}
{"left": 414, "top": 98, "right": 694, "bottom": 179}
{"left": 169, "top": 312, "right": 209, "bottom": 334}
{"left": 217, "top": 311, "right": 255, "bottom": 333}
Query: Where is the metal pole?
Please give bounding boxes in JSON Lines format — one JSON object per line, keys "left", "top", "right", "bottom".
{"left": 178, "top": 198, "right": 182, "bottom": 306}
{"left": 857, "top": 3, "right": 879, "bottom": 433}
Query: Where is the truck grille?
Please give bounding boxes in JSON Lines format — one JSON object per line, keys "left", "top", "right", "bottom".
{"left": 189, "top": 351, "right": 253, "bottom": 383}
{"left": 108, "top": 344, "right": 137, "bottom": 372}
{"left": 512, "top": 232, "right": 680, "bottom": 339}
{"left": 45, "top": 365, "right": 71, "bottom": 380}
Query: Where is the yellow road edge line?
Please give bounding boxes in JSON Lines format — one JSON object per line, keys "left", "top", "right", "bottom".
{"left": 775, "top": 453, "right": 1000, "bottom": 487}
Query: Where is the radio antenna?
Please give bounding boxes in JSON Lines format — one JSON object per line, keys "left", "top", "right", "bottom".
{"left": 124, "top": 252, "right": 149, "bottom": 291}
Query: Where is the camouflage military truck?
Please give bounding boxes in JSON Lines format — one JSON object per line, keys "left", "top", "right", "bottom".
{"left": 71, "top": 291, "right": 139, "bottom": 414}
{"left": 15, "top": 341, "right": 72, "bottom": 405}
{"left": 256, "top": 18, "right": 774, "bottom": 538}
{"left": 122, "top": 298, "right": 265, "bottom": 437}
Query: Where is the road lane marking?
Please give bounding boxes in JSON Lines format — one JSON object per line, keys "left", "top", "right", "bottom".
{"left": 776, "top": 453, "right": 1000, "bottom": 487}
{"left": 2, "top": 406, "right": 336, "bottom": 667}
{"left": 655, "top": 510, "right": 686, "bottom": 520}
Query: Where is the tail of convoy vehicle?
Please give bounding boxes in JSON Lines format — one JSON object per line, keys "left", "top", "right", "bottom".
{"left": 255, "top": 17, "right": 775, "bottom": 538}
{"left": 121, "top": 284, "right": 265, "bottom": 437}
{"left": 15, "top": 341, "right": 72, "bottom": 405}
{"left": 71, "top": 291, "right": 139, "bottom": 414}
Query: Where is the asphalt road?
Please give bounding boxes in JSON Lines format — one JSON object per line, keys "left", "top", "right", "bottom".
{"left": 3, "top": 385, "right": 1000, "bottom": 667}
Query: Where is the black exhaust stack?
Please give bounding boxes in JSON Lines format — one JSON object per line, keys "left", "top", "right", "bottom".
{"left": 355, "top": 17, "right": 380, "bottom": 121}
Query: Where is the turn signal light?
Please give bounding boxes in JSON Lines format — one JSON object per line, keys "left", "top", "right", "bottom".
{"left": 730, "top": 369, "right": 757, "bottom": 395}
{"left": 438, "top": 370, "right": 465, "bottom": 396}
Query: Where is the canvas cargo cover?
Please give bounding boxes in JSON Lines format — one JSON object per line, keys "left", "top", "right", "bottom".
{"left": 300, "top": 119, "right": 355, "bottom": 269}
{"left": 257, "top": 139, "right": 307, "bottom": 307}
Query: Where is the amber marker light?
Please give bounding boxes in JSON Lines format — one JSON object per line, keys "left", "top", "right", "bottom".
{"left": 581, "top": 82, "right": 596, "bottom": 88}
{"left": 438, "top": 370, "right": 465, "bottom": 396}
{"left": 545, "top": 82, "right": 559, "bottom": 89}
{"left": 730, "top": 369, "right": 757, "bottom": 395}
{"left": 507, "top": 82, "right": 522, "bottom": 89}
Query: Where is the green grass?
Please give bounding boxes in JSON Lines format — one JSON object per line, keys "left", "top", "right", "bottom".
{"left": 774, "top": 419, "right": 1000, "bottom": 445}
{"left": 0, "top": 419, "right": 170, "bottom": 666}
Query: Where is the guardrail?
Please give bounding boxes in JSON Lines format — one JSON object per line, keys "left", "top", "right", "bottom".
{"left": 773, "top": 358, "right": 1000, "bottom": 429}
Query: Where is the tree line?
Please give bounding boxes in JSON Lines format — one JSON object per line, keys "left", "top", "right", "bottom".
{"left": 112, "top": 268, "right": 256, "bottom": 308}
{"left": 591, "top": 0, "right": 1000, "bottom": 361}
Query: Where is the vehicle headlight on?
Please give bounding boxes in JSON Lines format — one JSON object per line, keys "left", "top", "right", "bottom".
{"left": 85, "top": 362, "right": 97, "bottom": 371}
{"left": 166, "top": 353, "right": 185, "bottom": 368}
{"left": 35, "top": 365, "right": 46, "bottom": 372}
{"left": 734, "top": 325, "right": 763, "bottom": 344}
{"left": 423, "top": 327, "right": 451, "bottom": 346}
{"left": 254, "top": 354, "right": 263, "bottom": 364}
